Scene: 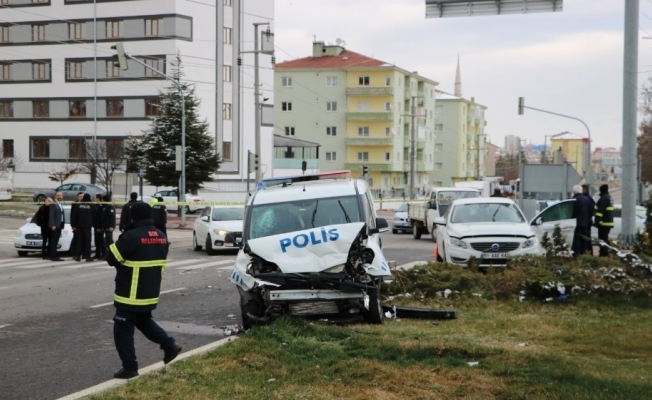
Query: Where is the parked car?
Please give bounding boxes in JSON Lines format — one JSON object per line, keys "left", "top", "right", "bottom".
{"left": 33, "top": 183, "right": 105, "bottom": 202}
{"left": 14, "top": 205, "right": 83, "bottom": 257}
{"left": 529, "top": 199, "right": 646, "bottom": 244}
{"left": 192, "top": 205, "right": 245, "bottom": 255}
{"left": 612, "top": 204, "right": 646, "bottom": 220}
{"left": 142, "top": 189, "right": 203, "bottom": 213}
{"left": 391, "top": 203, "right": 412, "bottom": 234}
{"left": 434, "top": 197, "right": 541, "bottom": 267}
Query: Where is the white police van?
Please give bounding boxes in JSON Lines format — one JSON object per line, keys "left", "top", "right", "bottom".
{"left": 231, "top": 171, "right": 391, "bottom": 328}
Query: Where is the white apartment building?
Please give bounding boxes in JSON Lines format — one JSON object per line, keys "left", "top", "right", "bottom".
{"left": 0, "top": 0, "right": 274, "bottom": 192}
{"left": 504, "top": 134, "right": 522, "bottom": 156}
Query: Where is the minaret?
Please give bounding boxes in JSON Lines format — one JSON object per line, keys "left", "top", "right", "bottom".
{"left": 454, "top": 55, "right": 462, "bottom": 97}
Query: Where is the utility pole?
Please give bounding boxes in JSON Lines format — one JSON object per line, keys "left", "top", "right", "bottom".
{"left": 410, "top": 96, "right": 416, "bottom": 200}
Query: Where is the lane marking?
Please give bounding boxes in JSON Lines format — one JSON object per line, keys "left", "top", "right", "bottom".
{"left": 0, "top": 324, "right": 12, "bottom": 329}
{"left": 88, "top": 287, "right": 185, "bottom": 309}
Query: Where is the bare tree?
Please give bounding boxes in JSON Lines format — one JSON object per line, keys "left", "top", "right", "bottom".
{"left": 48, "top": 167, "right": 80, "bottom": 185}
{"left": 77, "top": 138, "right": 126, "bottom": 192}
{"left": 0, "top": 145, "right": 18, "bottom": 180}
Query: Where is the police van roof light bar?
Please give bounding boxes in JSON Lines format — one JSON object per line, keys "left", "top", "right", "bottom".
{"left": 257, "top": 170, "right": 351, "bottom": 190}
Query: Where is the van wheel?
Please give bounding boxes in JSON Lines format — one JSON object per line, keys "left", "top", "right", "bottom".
{"left": 412, "top": 223, "right": 422, "bottom": 239}
{"left": 193, "top": 233, "right": 202, "bottom": 251}
{"left": 240, "top": 292, "right": 264, "bottom": 330}
{"left": 205, "top": 235, "right": 216, "bottom": 255}
{"left": 363, "top": 280, "right": 384, "bottom": 324}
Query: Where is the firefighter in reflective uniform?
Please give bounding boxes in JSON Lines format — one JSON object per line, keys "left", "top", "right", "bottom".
{"left": 593, "top": 184, "right": 614, "bottom": 257}
{"left": 106, "top": 202, "right": 182, "bottom": 379}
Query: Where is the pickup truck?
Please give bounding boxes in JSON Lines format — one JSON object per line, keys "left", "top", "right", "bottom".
{"left": 408, "top": 187, "right": 480, "bottom": 241}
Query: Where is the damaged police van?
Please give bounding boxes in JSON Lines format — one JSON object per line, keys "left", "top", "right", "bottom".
{"left": 231, "top": 171, "right": 391, "bottom": 328}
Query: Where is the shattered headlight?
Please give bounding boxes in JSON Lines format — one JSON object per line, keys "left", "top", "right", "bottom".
{"left": 449, "top": 237, "right": 467, "bottom": 249}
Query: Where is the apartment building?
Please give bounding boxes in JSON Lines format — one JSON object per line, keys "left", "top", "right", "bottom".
{"left": 0, "top": 0, "right": 274, "bottom": 190}
{"left": 550, "top": 131, "right": 589, "bottom": 179}
{"left": 274, "top": 41, "right": 438, "bottom": 192}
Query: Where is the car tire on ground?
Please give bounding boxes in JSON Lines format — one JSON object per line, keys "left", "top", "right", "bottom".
{"left": 192, "top": 233, "right": 202, "bottom": 251}
{"left": 392, "top": 228, "right": 398, "bottom": 234}
{"left": 431, "top": 225, "right": 437, "bottom": 243}
{"left": 412, "top": 222, "right": 421, "bottom": 239}
{"left": 184, "top": 205, "right": 191, "bottom": 215}
{"left": 35, "top": 194, "right": 46, "bottom": 202}
{"left": 436, "top": 244, "right": 443, "bottom": 263}
{"left": 363, "top": 279, "right": 384, "bottom": 324}
{"left": 205, "top": 235, "right": 216, "bottom": 255}
{"left": 17, "top": 251, "right": 28, "bottom": 257}
{"left": 239, "top": 291, "right": 264, "bottom": 330}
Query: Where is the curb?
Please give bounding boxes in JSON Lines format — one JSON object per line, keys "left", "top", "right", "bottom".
{"left": 57, "top": 336, "right": 239, "bottom": 400}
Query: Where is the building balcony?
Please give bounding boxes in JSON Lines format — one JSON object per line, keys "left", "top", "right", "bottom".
{"left": 273, "top": 158, "right": 320, "bottom": 169}
{"left": 345, "top": 137, "right": 395, "bottom": 146}
{"left": 345, "top": 112, "right": 393, "bottom": 121}
{"left": 403, "top": 161, "right": 427, "bottom": 172}
{"left": 346, "top": 87, "right": 394, "bottom": 96}
{"left": 403, "top": 137, "right": 426, "bottom": 150}
{"left": 344, "top": 162, "right": 394, "bottom": 172}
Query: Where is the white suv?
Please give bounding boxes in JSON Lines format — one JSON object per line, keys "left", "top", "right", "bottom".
{"left": 231, "top": 171, "right": 391, "bottom": 328}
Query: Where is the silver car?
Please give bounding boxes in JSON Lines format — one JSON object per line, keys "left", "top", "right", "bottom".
{"left": 392, "top": 203, "right": 412, "bottom": 234}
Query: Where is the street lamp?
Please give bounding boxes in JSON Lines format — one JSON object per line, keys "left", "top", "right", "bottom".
{"left": 111, "top": 43, "right": 188, "bottom": 226}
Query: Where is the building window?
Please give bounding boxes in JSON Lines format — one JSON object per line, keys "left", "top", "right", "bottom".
{"left": 32, "top": 138, "right": 49, "bottom": 159}
{"left": 0, "top": 101, "right": 12, "bottom": 118}
{"left": 326, "top": 101, "right": 337, "bottom": 112}
{"left": 224, "top": 0, "right": 232, "bottom": 6}
{"left": 385, "top": 102, "right": 391, "bottom": 111}
{"left": 106, "top": 60, "right": 121, "bottom": 78}
{"left": 281, "top": 76, "right": 292, "bottom": 87}
{"left": 326, "top": 76, "right": 337, "bottom": 87}
{"left": 222, "top": 103, "right": 231, "bottom": 120}
{"left": 385, "top": 76, "right": 391, "bottom": 86}
{"left": 358, "top": 76, "right": 369, "bottom": 86}
{"left": 384, "top": 152, "right": 390, "bottom": 162}
{"left": 68, "top": 22, "right": 83, "bottom": 40}
{"left": 106, "top": 20, "right": 123, "bottom": 38}
{"left": 223, "top": 65, "right": 231, "bottom": 82}
{"left": 67, "top": 61, "right": 84, "bottom": 79}
{"left": 357, "top": 101, "right": 369, "bottom": 111}
{"left": 32, "top": 24, "right": 46, "bottom": 42}
{"left": 435, "top": 143, "right": 443, "bottom": 152}
{"left": 435, "top": 162, "right": 443, "bottom": 171}
{"left": 326, "top": 126, "right": 336, "bottom": 136}
{"left": 145, "top": 18, "right": 161, "bottom": 37}
{"left": 106, "top": 99, "right": 124, "bottom": 117}
{"left": 221, "top": 141, "right": 232, "bottom": 161}
{"left": 144, "top": 58, "right": 162, "bottom": 77}
{"left": 69, "top": 138, "right": 86, "bottom": 160}
{"left": 385, "top": 127, "right": 392, "bottom": 136}
{"left": 33, "top": 0, "right": 47, "bottom": 3}
{"left": 326, "top": 151, "right": 336, "bottom": 161}
{"left": 0, "top": 63, "right": 9, "bottom": 81}
{"left": 69, "top": 100, "right": 86, "bottom": 117}
{"left": 223, "top": 27, "right": 232, "bottom": 44}
{"left": 145, "top": 99, "right": 160, "bottom": 117}
{"left": 105, "top": 138, "right": 124, "bottom": 159}
{"left": 358, "top": 127, "right": 369, "bottom": 137}
{"left": 281, "top": 102, "right": 292, "bottom": 112}
{"left": 357, "top": 152, "right": 369, "bottom": 162}
{"left": 435, "top": 123, "right": 443, "bottom": 131}
{"left": 2, "top": 139, "right": 13, "bottom": 158}
{"left": 32, "top": 100, "right": 49, "bottom": 117}
{"left": 284, "top": 127, "right": 295, "bottom": 136}
{"left": 0, "top": 26, "right": 9, "bottom": 43}
{"left": 32, "top": 62, "right": 47, "bottom": 80}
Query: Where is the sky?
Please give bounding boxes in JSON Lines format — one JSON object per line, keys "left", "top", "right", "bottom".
{"left": 273, "top": 0, "right": 652, "bottom": 150}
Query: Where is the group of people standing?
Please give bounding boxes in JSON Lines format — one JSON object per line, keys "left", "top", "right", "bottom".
{"left": 33, "top": 191, "right": 117, "bottom": 261}
{"left": 572, "top": 183, "right": 614, "bottom": 257}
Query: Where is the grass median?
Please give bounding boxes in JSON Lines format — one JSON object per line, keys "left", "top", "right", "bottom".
{"left": 93, "top": 256, "right": 652, "bottom": 400}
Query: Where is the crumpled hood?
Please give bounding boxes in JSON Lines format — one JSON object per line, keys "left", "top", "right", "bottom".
{"left": 450, "top": 222, "right": 535, "bottom": 238}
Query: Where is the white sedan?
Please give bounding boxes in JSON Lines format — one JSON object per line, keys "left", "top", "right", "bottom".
{"left": 14, "top": 206, "right": 74, "bottom": 257}
{"left": 142, "top": 189, "right": 204, "bottom": 214}
{"left": 434, "top": 198, "right": 541, "bottom": 267}
{"left": 529, "top": 199, "right": 645, "bottom": 244}
{"left": 192, "top": 205, "right": 245, "bottom": 255}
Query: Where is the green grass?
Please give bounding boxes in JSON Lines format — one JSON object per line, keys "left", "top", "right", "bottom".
{"left": 93, "top": 258, "right": 652, "bottom": 400}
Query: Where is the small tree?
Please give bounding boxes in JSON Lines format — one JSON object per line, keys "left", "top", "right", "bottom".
{"left": 0, "top": 144, "right": 19, "bottom": 180}
{"left": 76, "top": 137, "right": 125, "bottom": 192}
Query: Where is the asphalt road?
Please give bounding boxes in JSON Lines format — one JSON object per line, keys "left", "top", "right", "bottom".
{"left": 0, "top": 214, "right": 435, "bottom": 400}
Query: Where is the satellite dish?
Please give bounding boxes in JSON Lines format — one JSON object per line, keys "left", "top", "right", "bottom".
{"left": 336, "top": 38, "right": 342, "bottom": 45}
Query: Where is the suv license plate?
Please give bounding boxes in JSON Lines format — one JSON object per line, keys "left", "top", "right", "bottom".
{"left": 481, "top": 252, "right": 507, "bottom": 259}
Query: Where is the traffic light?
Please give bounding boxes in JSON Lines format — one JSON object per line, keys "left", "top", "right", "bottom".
{"left": 362, "top": 165, "right": 369, "bottom": 175}
{"left": 110, "top": 43, "right": 128, "bottom": 71}
{"left": 518, "top": 97, "right": 524, "bottom": 115}
{"left": 248, "top": 151, "right": 259, "bottom": 173}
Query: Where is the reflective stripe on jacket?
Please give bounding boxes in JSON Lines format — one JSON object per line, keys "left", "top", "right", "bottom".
{"left": 106, "top": 219, "right": 168, "bottom": 311}
{"left": 594, "top": 193, "right": 614, "bottom": 227}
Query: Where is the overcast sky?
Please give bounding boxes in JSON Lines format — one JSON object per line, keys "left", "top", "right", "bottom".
{"left": 273, "top": 0, "right": 652, "bottom": 150}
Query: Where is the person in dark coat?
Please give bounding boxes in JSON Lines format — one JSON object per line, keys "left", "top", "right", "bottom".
{"left": 48, "top": 191, "right": 65, "bottom": 261}
{"left": 72, "top": 193, "right": 94, "bottom": 262}
{"left": 70, "top": 192, "right": 85, "bottom": 261}
{"left": 150, "top": 196, "right": 167, "bottom": 236}
{"left": 33, "top": 197, "right": 52, "bottom": 260}
{"left": 490, "top": 188, "right": 504, "bottom": 197}
{"left": 101, "top": 194, "right": 117, "bottom": 260}
{"left": 106, "top": 202, "right": 181, "bottom": 379}
{"left": 93, "top": 193, "right": 105, "bottom": 259}
{"left": 119, "top": 192, "right": 141, "bottom": 233}
{"left": 571, "top": 184, "right": 592, "bottom": 257}
{"left": 581, "top": 184, "right": 596, "bottom": 255}
{"left": 594, "top": 184, "right": 615, "bottom": 257}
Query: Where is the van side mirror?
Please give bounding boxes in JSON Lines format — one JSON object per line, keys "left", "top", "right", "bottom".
{"left": 427, "top": 201, "right": 436, "bottom": 210}
{"left": 534, "top": 217, "right": 542, "bottom": 226}
{"left": 370, "top": 217, "right": 389, "bottom": 234}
